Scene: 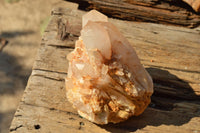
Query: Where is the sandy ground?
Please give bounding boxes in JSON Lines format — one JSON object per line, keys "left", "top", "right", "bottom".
{"left": 0, "top": 0, "right": 77, "bottom": 132}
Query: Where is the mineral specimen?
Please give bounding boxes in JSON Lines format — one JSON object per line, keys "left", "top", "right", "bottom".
{"left": 183, "top": 0, "right": 200, "bottom": 12}
{"left": 65, "top": 10, "right": 153, "bottom": 124}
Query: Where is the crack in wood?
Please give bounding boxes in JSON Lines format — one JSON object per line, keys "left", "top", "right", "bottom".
{"left": 0, "top": 38, "right": 8, "bottom": 52}
{"left": 131, "top": 24, "right": 200, "bottom": 34}
{"left": 145, "top": 64, "right": 200, "bottom": 74}
{"left": 32, "top": 74, "right": 65, "bottom": 81}
{"left": 14, "top": 115, "right": 22, "bottom": 117}
{"left": 48, "top": 44, "right": 75, "bottom": 49}
{"left": 21, "top": 101, "right": 79, "bottom": 117}
{"left": 10, "top": 125, "right": 23, "bottom": 132}
{"left": 33, "top": 68, "right": 68, "bottom": 75}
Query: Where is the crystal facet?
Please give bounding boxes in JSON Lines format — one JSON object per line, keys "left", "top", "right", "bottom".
{"left": 65, "top": 10, "right": 153, "bottom": 124}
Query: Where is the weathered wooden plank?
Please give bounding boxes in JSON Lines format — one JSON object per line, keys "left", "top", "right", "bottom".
{"left": 22, "top": 74, "right": 69, "bottom": 112}
{"left": 10, "top": 103, "right": 200, "bottom": 133}
{"left": 10, "top": 103, "right": 109, "bottom": 133}
{"left": 11, "top": 102, "right": 200, "bottom": 133}
{"left": 10, "top": 74, "right": 200, "bottom": 133}
{"left": 52, "top": 8, "right": 200, "bottom": 72}
{"left": 66, "top": 0, "right": 200, "bottom": 27}
{"left": 33, "top": 45, "right": 73, "bottom": 73}
{"left": 10, "top": 7, "right": 200, "bottom": 133}
{"left": 33, "top": 42, "right": 200, "bottom": 100}
{"left": 37, "top": 8, "right": 200, "bottom": 100}
{"left": 33, "top": 43, "right": 200, "bottom": 100}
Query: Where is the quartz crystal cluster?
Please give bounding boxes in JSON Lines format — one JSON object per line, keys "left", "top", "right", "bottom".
{"left": 65, "top": 10, "right": 153, "bottom": 124}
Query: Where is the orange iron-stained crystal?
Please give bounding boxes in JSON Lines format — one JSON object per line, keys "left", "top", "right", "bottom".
{"left": 65, "top": 10, "right": 153, "bottom": 124}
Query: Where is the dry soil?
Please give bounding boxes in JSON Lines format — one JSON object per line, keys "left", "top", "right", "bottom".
{"left": 0, "top": 0, "right": 77, "bottom": 132}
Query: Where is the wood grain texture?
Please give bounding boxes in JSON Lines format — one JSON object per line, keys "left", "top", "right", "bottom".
{"left": 66, "top": 0, "right": 200, "bottom": 28}
{"left": 10, "top": 7, "right": 200, "bottom": 133}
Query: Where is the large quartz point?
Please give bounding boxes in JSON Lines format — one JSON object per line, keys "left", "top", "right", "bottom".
{"left": 65, "top": 10, "right": 153, "bottom": 124}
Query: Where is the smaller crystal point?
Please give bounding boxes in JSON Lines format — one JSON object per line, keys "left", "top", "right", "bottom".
{"left": 82, "top": 10, "right": 108, "bottom": 28}
{"left": 66, "top": 10, "right": 153, "bottom": 124}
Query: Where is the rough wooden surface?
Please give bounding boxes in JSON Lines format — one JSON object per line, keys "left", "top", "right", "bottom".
{"left": 67, "top": 0, "right": 200, "bottom": 28}
{"left": 10, "top": 7, "right": 200, "bottom": 133}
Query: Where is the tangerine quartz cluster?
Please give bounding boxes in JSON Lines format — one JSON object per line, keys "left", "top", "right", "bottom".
{"left": 65, "top": 10, "right": 153, "bottom": 124}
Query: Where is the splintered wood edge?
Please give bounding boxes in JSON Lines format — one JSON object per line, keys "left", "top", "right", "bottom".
{"left": 67, "top": 0, "right": 200, "bottom": 27}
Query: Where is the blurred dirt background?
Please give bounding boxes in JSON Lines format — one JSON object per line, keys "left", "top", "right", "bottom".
{"left": 0, "top": 0, "right": 77, "bottom": 132}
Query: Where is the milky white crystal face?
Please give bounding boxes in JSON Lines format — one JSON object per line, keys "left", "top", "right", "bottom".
{"left": 82, "top": 10, "right": 108, "bottom": 28}
{"left": 65, "top": 10, "right": 153, "bottom": 124}
{"left": 81, "top": 22, "right": 112, "bottom": 59}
